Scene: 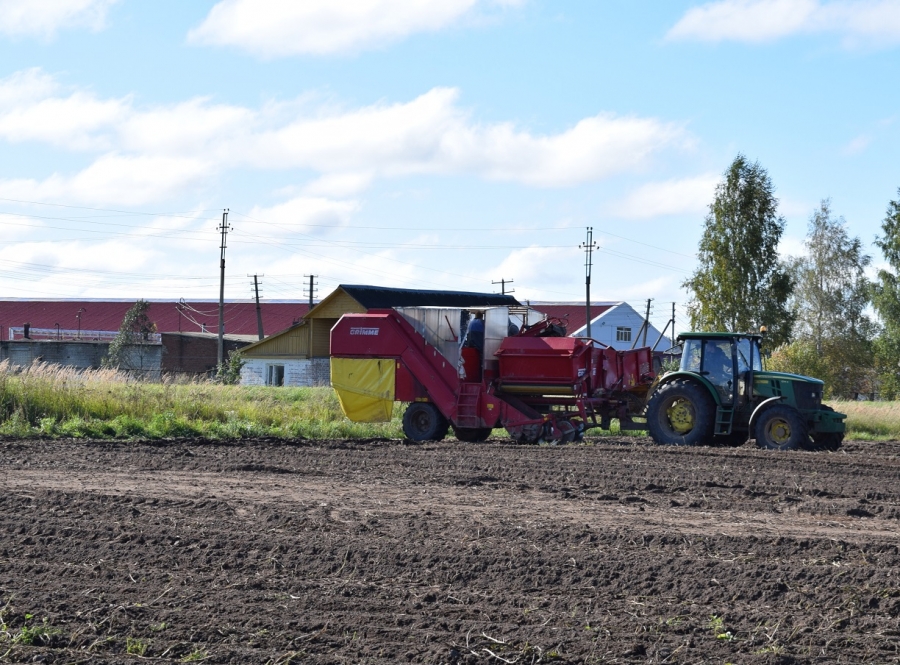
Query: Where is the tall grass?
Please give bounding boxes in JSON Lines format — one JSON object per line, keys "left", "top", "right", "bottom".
{"left": 0, "top": 362, "right": 895, "bottom": 441}
{"left": 0, "top": 361, "right": 403, "bottom": 440}
{"left": 830, "top": 400, "right": 900, "bottom": 441}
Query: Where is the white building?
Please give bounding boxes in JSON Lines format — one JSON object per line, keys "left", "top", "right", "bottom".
{"left": 530, "top": 301, "right": 673, "bottom": 351}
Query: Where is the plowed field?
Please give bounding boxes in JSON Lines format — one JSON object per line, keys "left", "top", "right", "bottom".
{"left": 1, "top": 436, "right": 899, "bottom": 664}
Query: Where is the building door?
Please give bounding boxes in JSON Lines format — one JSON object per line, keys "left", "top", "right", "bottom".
{"left": 266, "top": 364, "right": 285, "bottom": 386}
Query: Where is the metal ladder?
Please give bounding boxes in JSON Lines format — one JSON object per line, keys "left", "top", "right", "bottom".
{"left": 455, "top": 383, "right": 482, "bottom": 428}
{"left": 714, "top": 406, "right": 734, "bottom": 435}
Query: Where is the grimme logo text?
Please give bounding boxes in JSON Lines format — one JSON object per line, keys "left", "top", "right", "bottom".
{"left": 350, "top": 327, "right": 380, "bottom": 336}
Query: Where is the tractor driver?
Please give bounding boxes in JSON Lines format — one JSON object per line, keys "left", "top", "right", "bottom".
{"left": 704, "top": 341, "right": 734, "bottom": 402}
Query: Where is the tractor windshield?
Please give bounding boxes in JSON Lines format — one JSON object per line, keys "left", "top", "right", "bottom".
{"left": 680, "top": 339, "right": 702, "bottom": 372}
{"left": 736, "top": 337, "right": 762, "bottom": 372}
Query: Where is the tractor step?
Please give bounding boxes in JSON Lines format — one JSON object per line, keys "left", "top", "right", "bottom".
{"left": 714, "top": 407, "right": 734, "bottom": 436}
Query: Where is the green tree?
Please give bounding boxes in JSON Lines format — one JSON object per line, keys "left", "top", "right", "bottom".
{"left": 215, "top": 350, "right": 245, "bottom": 385}
{"left": 772, "top": 200, "right": 875, "bottom": 398}
{"left": 683, "top": 154, "right": 793, "bottom": 348}
{"left": 872, "top": 189, "right": 900, "bottom": 398}
{"left": 104, "top": 299, "right": 158, "bottom": 371}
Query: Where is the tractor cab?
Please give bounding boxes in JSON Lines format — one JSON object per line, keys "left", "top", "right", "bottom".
{"left": 678, "top": 332, "right": 762, "bottom": 408}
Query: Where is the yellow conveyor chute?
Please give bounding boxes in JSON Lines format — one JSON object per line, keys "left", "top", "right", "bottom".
{"left": 330, "top": 357, "right": 395, "bottom": 422}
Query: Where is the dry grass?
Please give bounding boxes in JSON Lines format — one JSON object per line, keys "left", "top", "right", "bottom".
{"left": 0, "top": 360, "right": 403, "bottom": 440}
{"left": 0, "top": 361, "right": 895, "bottom": 442}
{"left": 829, "top": 400, "right": 900, "bottom": 441}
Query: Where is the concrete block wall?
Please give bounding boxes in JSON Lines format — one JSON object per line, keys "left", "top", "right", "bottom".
{"left": 241, "top": 357, "right": 331, "bottom": 387}
{"left": 0, "top": 340, "right": 162, "bottom": 379}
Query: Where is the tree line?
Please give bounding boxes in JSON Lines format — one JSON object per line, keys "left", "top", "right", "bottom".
{"left": 684, "top": 154, "right": 900, "bottom": 400}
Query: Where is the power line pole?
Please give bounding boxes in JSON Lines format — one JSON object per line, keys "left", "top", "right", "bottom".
{"left": 217, "top": 209, "right": 230, "bottom": 367}
{"left": 303, "top": 275, "right": 318, "bottom": 359}
{"left": 250, "top": 274, "right": 264, "bottom": 340}
{"left": 492, "top": 278, "right": 514, "bottom": 295}
{"left": 303, "top": 275, "right": 318, "bottom": 311}
{"left": 643, "top": 298, "right": 652, "bottom": 347}
{"left": 580, "top": 227, "right": 597, "bottom": 339}
{"left": 671, "top": 302, "right": 676, "bottom": 348}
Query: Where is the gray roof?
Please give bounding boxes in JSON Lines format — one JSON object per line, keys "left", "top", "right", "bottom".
{"left": 339, "top": 284, "right": 520, "bottom": 309}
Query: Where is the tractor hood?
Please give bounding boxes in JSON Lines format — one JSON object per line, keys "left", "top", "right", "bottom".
{"left": 755, "top": 371, "right": 824, "bottom": 386}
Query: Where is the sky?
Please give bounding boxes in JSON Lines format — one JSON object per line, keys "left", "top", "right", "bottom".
{"left": 1, "top": 0, "right": 899, "bottom": 335}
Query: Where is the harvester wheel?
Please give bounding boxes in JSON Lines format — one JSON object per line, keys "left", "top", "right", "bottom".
{"left": 646, "top": 379, "right": 714, "bottom": 446}
{"left": 506, "top": 423, "right": 542, "bottom": 444}
{"left": 755, "top": 405, "right": 806, "bottom": 451}
{"left": 452, "top": 426, "right": 492, "bottom": 442}
{"left": 557, "top": 419, "right": 577, "bottom": 444}
{"left": 403, "top": 403, "right": 449, "bottom": 441}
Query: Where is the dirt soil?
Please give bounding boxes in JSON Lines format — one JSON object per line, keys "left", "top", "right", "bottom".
{"left": 1, "top": 436, "right": 899, "bottom": 664}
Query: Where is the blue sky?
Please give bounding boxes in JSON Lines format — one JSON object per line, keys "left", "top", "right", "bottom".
{"left": 1, "top": 0, "right": 898, "bottom": 334}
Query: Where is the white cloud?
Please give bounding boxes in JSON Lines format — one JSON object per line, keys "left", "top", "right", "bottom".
{"left": 302, "top": 173, "right": 374, "bottom": 198}
{"left": 255, "top": 88, "right": 687, "bottom": 186}
{"left": 187, "top": 0, "right": 524, "bottom": 57}
{"left": 0, "top": 213, "right": 46, "bottom": 239}
{"left": 842, "top": 134, "right": 871, "bottom": 155}
{"left": 0, "top": 154, "right": 214, "bottom": 206}
{"left": 0, "top": 71, "right": 128, "bottom": 150}
{"left": 778, "top": 233, "right": 808, "bottom": 258}
{"left": 0, "top": 71, "right": 689, "bottom": 206}
{"left": 242, "top": 196, "right": 360, "bottom": 236}
{"left": 667, "top": 0, "right": 900, "bottom": 46}
{"left": 117, "top": 98, "right": 253, "bottom": 158}
{"left": 491, "top": 246, "right": 578, "bottom": 296}
{"left": 0, "top": 0, "right": 119, "bottom": 38}
{"left": 613, "top": 174, "right": 719, "bottom": 219}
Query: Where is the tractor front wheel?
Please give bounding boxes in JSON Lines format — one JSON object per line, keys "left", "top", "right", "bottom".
{"left": 403, "top": 403, "right": 449, "bottom": 441}
{"left": 755, "top": 405, "right": 807, "bottom": 451}
{"left": 646, "top": 380, "right": 715, "bottom": 446}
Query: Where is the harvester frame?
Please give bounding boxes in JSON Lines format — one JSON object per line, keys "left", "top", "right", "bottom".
{"left": 330, "top": 306, "right": 655, "bottom": 444}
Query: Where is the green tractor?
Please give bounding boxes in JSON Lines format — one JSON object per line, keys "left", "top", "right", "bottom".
{"left": 646, "top": 332, "right": 846, "bottom": 451}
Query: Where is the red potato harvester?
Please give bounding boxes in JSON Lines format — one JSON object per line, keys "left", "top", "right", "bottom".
{"left": 330, "top": 306, "right": 656, "bottom": 444}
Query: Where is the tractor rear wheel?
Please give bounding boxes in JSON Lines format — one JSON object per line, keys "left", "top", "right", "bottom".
{"left": 452, "top": 426, "right": 492, "bottom": 442}
{"left": 403, "top": 403, "right": 449, "bottom": 441}
{"left": 646, "top": 379, "right": 715, "bottom": 446}
{"left": 755, "top": 405, "right": 807, "bottom": 451}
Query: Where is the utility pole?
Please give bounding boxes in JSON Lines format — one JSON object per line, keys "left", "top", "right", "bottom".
{"left": 303, "top": 275, "right": 318, "bottom": 358}
{"left": 671, "top": 302, "right": 676, "bottom": 348}
{"left": 580, "top": 227, "right": 597, "bottom": 339}
{"left": 651, "top": 302, "right": 677, "bottom": 351}
{"left": 250, "top": 274, "right": 264, "bottom": 340}
{"left": 643, "top": 298, "right": 652, "bottom": 347}
{"left": 303, "top": 275, "right": 318, "bottom": 311}
{"left": 76, "top": 307, "right": 85, "bottom": 339}
{"left": 492, "top": 278, "right": 514, "bottom": 296}
{"left": 217, "top": 209, "right": 230, "bottom": 367}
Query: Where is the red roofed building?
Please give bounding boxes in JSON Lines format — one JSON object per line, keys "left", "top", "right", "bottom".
{"left": 0, "top": 299, "right": 309, "bottom": 341}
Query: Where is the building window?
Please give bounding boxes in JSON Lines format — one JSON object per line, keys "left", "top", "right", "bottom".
{"left": 266, "top": 364, "right": 285, "bottom": 386}
{"left": 616, "top": 327, "right": 632, "bottom": 342}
